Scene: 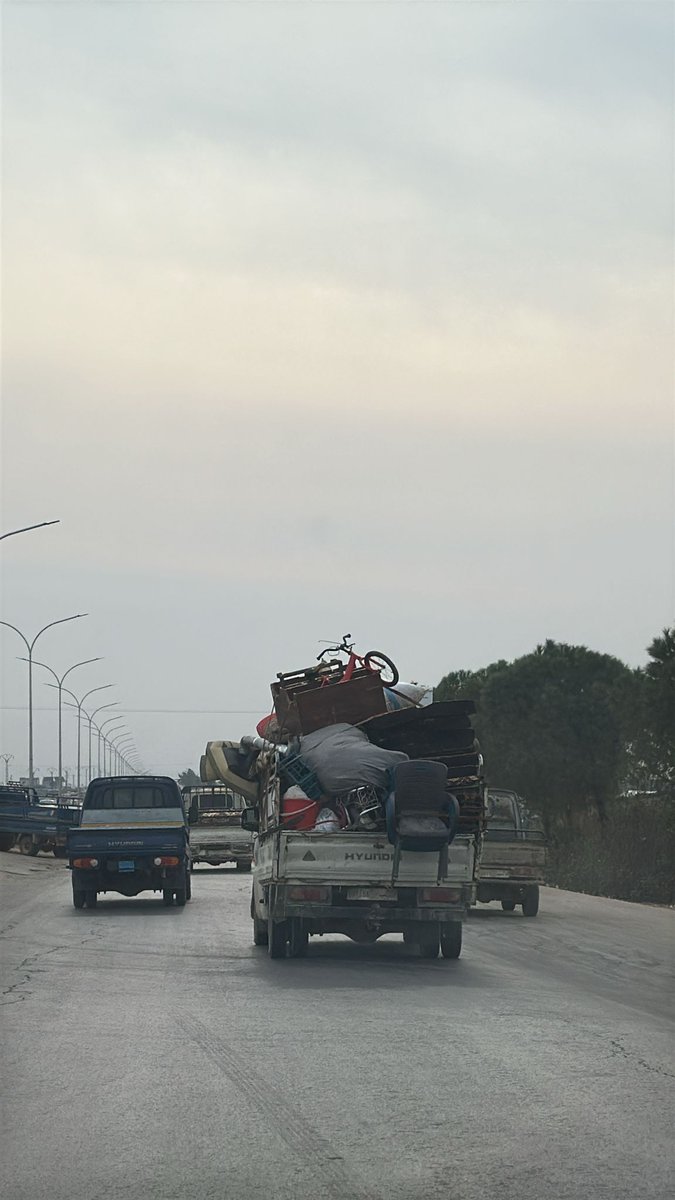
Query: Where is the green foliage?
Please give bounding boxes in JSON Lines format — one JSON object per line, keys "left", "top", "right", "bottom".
{"left": 177, "top": 768, "right": 200, "bottom": 788}
{"left": 435, "top": 630, "right": 674, "bottom": 902}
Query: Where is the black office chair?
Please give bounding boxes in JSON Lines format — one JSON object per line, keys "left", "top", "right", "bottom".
{"left": 385, "top": 760, "right": 459, "bottom": 884}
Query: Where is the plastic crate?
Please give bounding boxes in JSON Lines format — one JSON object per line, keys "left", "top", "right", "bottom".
{"left": 280, "top": 754, "right": 323, "bottom": 801}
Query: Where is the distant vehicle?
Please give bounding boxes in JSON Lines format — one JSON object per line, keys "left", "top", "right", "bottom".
{"left": 0, "top": 784, "right": 79, "bottom": 857}
{"left": 67, "top": 776, "right": 192, "bottom": 909}
{"left": 475, "top": 788, "right": 546, "bottom": 917}
{"left": 182, "top": 785, "right": 254, "bottom": 870}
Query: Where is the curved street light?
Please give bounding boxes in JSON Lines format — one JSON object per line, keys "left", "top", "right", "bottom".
{"left": 1, "top": 614, "right": 87, "bottom": 782}
{"left": 99, "top": 720, "right": 126, "bottom": 775}
{"left": 111, "top": 735, "right": 135, "bottom": 775}
{"left": 53, "top": 683, "right": 114, "bottom": 790}
{"left": 0, "top": 520, "right": 60, "bottom": 542}
{"left": 84, "top": 701, "right": 119, "bottom": 784}
{"left": 22, "top": 657, "right": 102, "bottom": 791}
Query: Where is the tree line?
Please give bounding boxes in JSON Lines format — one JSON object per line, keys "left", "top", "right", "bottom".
{"left": 435, "top": 629, "right": 674, "bottom": 904}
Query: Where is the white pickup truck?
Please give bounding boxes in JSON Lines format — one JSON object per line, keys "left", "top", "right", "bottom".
{"left": 475, "top": 788, "right": 546, "bottom": 916}
{"left": 246, "top": 702, "right": 485, "bottom": 961}
{"left": 182, "top": 785, "right": 253, "bottom": 870}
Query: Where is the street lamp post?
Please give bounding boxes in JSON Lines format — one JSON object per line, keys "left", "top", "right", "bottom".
{"left": 1, "top": 753, "right": 14, "bottom": 784}
{"left": 99, "top": 719, "right": 125, "bottom": 774}
{"left": 23, "top": 657, "right": 102, "bottom": 791}
{"left": 0, "top": 614, "right": 87, "bottom": 783}
{"left": 54, "top": 683, "right": 114, "bottom": 791}
{"left": 111, "top": 735, "right": 134, "bottom": 775}
{"left": 87, "top": 702, "right": 119, "bottom": 783}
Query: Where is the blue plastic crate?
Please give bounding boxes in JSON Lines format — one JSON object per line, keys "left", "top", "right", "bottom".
{"left": 280, "top": 754, "right": 323, "bottom": 801}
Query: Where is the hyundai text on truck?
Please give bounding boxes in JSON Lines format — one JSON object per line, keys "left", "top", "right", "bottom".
{"left": 67, "top": 776, "right": 192, "bottom": 909}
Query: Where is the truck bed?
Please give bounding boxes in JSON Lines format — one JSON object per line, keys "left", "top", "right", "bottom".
{"left": 259, "top": 830, "right": 476, "bottom": 885}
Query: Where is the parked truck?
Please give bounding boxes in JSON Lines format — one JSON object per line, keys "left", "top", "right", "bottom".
{"left": 182, "top": 784, "right": 254, "bottom": 869}
{"left": 67, "top": 775, "right": 192, "bottom": 909}
{"left": 245, "top": 701, "right": 486, "bottom": 960}
{"left": 0, "top": 784, "right": 80, "bottom": 856}
{"left": 475, "top": 788, "right": 546, "bottom": 917}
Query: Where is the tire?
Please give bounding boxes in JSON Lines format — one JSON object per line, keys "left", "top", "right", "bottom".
{"left": 72, "top": 889, "right": 86, "bottom": 909}
{"left": 268, "top": 917, "right": 288, "bottom": 959}
{"left": 253, "top": 916, "right": 268, "bottom": 946}
{"left": 174, "top": 887, "right": 187, "bottom": 907}
{"left": 163, "top": 889, "right": 174, "bottom": 906}
{"left": 288, "top": 919, "right": 308, "bottom": 958}
{"left": 85, "top": 890, "right": 97, "bottom": 908}
{"left": 522, "top": 885, "right": 540, "bottom": 918}
{"left": 415, "top": 922, "right": 440, "bottom": 960}
{"left": 236, "top": 861, "right": 252, "bottom": 872}
{"left": 440, "top": 922, "right": 463, "bottom": 959}
{"left": 501, "top": 899, "right": 517, "bottom": 912}
{"left": 364, "top": 651, "right": 399, "bottom": 688}
{"left": 18, "top": 835, "right": 38, "bottom": 856}
{"left": 185, "top": 870, "right": 192, "bottom": 900}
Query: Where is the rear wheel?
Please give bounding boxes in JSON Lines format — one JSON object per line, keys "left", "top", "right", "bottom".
{"left": 185, "top": 871, "right": 192, "bottom": 900}
{"left": 364, "top": 651, "right": 399, "bottom": 688}
{"left": 72, "top": 889, "right": 86, "bottom": 909}
{"left": 522, "top": 885, "right": 540, "bottom": 917}
{"left": 162, "top": 889, "right": 174, "bottom": 906}
{"left": 85, "top": 890, "right": 97, "bottom": 908}
{"left": 501, "top": 899, "right": 517, "bottom": 912}
{"left": 17, "top": 835, "right": 38, "bottom": 856}
{"left": 415, "top": 922, "right": 440, "bottom": 960}
{"left": 253, "top": 916, "right": 268, "bottom": 946}
{"left": 174, "top": 886, "right": 187, "bottom": 907}
{"left": 288, "top": 919, "right": 308, "bottom": 958}
{"left": 268, "top": 917, "right": 288, "bottom": 959}
{"left": 440, "top": 922, "right": 463, "bottom": 959}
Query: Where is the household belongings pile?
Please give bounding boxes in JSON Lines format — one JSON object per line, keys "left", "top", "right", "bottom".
{"left": 200, "top": 652, "right": 485, "bottom": 841}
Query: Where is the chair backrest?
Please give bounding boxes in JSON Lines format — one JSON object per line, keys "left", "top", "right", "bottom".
{"left": 393, "top": 760, "right": 448, "bottom": 816}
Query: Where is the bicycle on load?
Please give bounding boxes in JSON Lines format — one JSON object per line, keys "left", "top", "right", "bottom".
{"left": 317, "top": 634, "right": 399, "bottom": 688}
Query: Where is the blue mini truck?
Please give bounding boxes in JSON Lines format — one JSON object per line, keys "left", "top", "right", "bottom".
{"left": 67, "top": 776, "right": 192, "bottom": 909}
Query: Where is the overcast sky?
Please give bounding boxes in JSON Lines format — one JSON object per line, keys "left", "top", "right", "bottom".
{"left": 1, "top": 1, "right": 673, "bottom": 780}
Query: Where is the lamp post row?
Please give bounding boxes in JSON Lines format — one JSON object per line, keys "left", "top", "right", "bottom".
{"left": 0, "top": 522, "right": 145, "bottom": 785}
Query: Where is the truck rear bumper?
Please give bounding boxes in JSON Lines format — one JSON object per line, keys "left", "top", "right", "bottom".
{"left": 71, "top": 862, "right": 186, "bottom": 895}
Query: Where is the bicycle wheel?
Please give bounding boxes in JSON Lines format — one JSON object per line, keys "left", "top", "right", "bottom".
{"left": 364, "top": 651, "right": 399, "bottom": 688}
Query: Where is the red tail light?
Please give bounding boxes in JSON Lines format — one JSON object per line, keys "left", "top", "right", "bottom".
{"left": 288, "top": 886, "right": 329, "bottom": 902}
{"left": 73, "top": 857, "right": 99, "bottom": 869}
{"left": 419, "top": 887, "right": 460, "bottom": 903}
{"left": 153, "top": 856, "right": 180, "bottom": 867}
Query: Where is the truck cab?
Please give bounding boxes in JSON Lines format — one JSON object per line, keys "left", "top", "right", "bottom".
{"left": 67, "top": 776, "right": 191, "bottom": 909}
{"left": 182, "top": 785, "right": 253, "bottom": 870}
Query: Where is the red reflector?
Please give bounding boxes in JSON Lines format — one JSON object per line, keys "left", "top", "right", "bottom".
{"left": 287, "top": 886, "right": 329, "bottom": 902}
{"left": 73, "top": 858, "right": 98, "bottom": 869}
{"left": 157, "top": 856, "right": 179, "bottom": 867}
{"left": 419, "top": 887, "right": 460, "bottom": 903}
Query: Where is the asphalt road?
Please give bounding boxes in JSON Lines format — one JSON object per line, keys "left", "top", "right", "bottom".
{"left": 1, "top": 856, "right": 673, "bottom": 1200}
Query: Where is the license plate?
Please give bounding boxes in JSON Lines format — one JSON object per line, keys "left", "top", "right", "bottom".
{"left": 118, "top": 860, "right": 135, "bottom": 872}
{"left": 346, "top": 887, "right": 397, "bottom": 901}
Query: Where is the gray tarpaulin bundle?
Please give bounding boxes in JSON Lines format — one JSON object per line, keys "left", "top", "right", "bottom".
{"left": 299, "top": 723, "right": 408, "bottom": 795}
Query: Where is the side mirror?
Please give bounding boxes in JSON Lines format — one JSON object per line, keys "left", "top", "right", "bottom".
{"left": 241, "top": 807, "right": 259, "bottom": 833}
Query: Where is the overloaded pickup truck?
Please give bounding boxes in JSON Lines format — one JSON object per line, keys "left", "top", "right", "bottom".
{"left": 245, "top": 701, "right": 486, "bottom": 961}
{"left": 475, "top": 788, "right": 546, "bottom": 917}
{"left": 182, "top": 784, "right": 253, "bottom": 870}
{"left": 67, "top": 775, "right": 192, "bottom": 909}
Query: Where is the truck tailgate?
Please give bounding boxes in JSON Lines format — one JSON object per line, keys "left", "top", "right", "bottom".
{"left": 480, "top": 840, "right": 546, "bottom": 874}
{"left": 267, "top": 831, "right": 475, "bottom": 884}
